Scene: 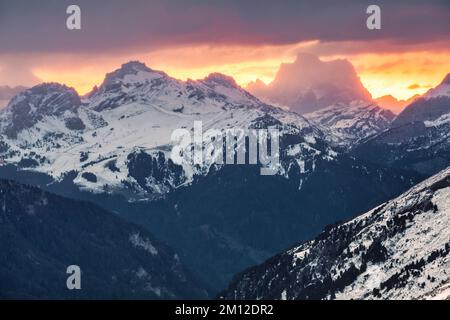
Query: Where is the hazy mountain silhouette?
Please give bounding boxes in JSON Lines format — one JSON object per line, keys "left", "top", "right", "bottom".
{"left": 375, "top": 94, "right": 420, "bottom": 114}
{"left": 247, "top": 53, "right": 373, "bottom": 114}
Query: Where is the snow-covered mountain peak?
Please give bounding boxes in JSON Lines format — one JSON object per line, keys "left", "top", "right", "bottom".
{"left": 120, "top": 60, "right": 152, "bottom": 72}
{"left": 0, "top": 83, "right": 83, "bottom": 139}
{"left": 304, "top": 101, "right": 394, "bottom": 147}
{"left": 100, "top": 61, "right": 167, "bottom": 89}
{"left": 3, "top": 83, "right": 80, "bottom": 117}
{"left": 87, "top": 60, "right": 276, "bottom": 115}
{"left": 8, "top": 82, "right": 80, "bottom": 109}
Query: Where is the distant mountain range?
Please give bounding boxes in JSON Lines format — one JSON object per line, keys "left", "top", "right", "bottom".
{"left": 0, "top": 62, "right": 448, "bottom": 298}
{"left": 374, "top": 94, "right": 420, "bottom": 115}
{"left": 0, "top": 61, "right": 423, "bottom": 200}
{"left": 220, "top": 166, "right": 450, "bottom": 300}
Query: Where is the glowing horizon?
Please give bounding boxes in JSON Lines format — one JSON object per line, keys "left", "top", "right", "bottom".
{"left": 29, "top": 44, "right": 450, "bottom": 102}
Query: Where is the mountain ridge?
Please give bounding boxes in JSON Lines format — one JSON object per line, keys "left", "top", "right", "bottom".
{"left": 0, "top": 61, "right": 330, "bottom": 199}
{"left": 0, "top": 178, "right": 210, "bottom": 299}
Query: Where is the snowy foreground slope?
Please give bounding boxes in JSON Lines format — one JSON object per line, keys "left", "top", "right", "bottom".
{"left": 220, "top": 167, "right": 450, "bottom": 300}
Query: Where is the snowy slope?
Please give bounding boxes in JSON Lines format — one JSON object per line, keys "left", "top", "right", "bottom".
{"left": 423, "top": 74, "right": 450, "bottom": 99}
{"left": 220, "top": 166, "right": 450, "bottom": 300}
{"left": 304, "top": 101, "right": 395, "bottom": 147}
{"left": 0, "top": 61, "right": 334, "bottom": 198}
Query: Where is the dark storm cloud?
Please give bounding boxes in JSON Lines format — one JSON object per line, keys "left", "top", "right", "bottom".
{"left": 0, "top": 0, "right": 449, "bottom": 54}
